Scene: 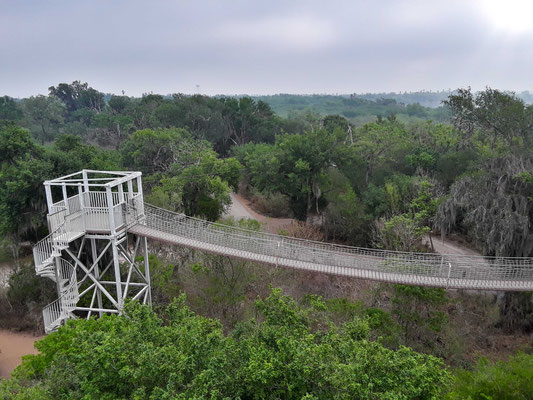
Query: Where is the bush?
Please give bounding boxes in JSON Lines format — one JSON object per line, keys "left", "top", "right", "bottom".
{"left": 249, "top": 190, "right": 292, "bottom": 217}
{"left": 278, "top": 221, "right": 324, "bottom": 241}
{"left": 446, "top": 353, "right": 533, "bottom": 400}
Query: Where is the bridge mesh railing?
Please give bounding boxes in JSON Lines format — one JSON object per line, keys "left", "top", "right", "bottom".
{"left": 139, "top": 203, "right": 533, "bottom": 287}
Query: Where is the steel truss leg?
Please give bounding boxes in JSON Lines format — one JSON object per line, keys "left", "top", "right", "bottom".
{"left": 64, "top": 233, "right": 152, "bottom": 320}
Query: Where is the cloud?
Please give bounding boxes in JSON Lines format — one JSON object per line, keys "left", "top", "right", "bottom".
{"left": 0, "top": 0, "right": 532, "bottom": 97}
{"left": 215, "top": 15, "right": 336, "bottom": 51}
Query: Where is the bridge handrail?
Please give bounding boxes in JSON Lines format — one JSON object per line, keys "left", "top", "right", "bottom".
{"left": 143, "top": 203, "right": 533, "bottom": 262}
{"left": 140, "top": 203, "right": 533, "bottom": 282}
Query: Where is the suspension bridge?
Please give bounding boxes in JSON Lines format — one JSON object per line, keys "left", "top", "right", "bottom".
{"left": 33, "top": 170, "right": 533, "bottom": 333}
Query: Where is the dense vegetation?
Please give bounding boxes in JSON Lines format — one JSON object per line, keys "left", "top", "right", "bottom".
{"left": 1, "top": 82, "right": 532, "bottom": 398}
{"left": 250, "top": 93, "right": 450, "bottom": 123}
{"left": 1, "top": 291, "right": 450, "bottom": 399}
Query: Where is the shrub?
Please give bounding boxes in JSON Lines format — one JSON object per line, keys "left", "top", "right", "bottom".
{"left": 249, "top": 190, "right": 292, "bottom": 217}
{"left": 278, "top": 221, "right": 325, "bottom": 241}
{"left": 446, "top": 353, "right": 533, "bottom": 400}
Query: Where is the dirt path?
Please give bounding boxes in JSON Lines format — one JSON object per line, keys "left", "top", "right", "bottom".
{"left": 424, "top": 234, "right": 482, "bottom": 257}
{"left": 0, "top": 330, "right": 42, "bottom": 378}
{"left": 225, "top": 193, "right": 295, "bottom": 234}
{"left": 225, "top": 193, "right": 254, "bottom": 219}
{"left": 227, "top": 193, "right": 484, "bottom": 259}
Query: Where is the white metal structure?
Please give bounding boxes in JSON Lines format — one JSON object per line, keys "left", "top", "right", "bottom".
{"left": 34, "top": 170, "right": 533, "bottom": 332}
{"left": 33, "top": 170, "right": 151, "bottom": 333}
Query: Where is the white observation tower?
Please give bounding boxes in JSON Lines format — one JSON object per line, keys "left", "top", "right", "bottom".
{"left": 33, "top": 170, "right": 151, "bottom": 333}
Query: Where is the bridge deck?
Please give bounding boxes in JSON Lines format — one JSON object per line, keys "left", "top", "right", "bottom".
{"left": 128, "top": 222, "right": 533, "bottom": 291}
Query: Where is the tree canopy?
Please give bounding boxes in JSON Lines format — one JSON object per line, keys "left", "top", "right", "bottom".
{"left": 1, "top": 290, "right": 449, "bottom": 399}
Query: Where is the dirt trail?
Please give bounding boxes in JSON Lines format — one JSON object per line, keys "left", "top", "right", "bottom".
{"left": 0, "top": 330, "right": 42, "bottom": 378}
{"left": 423, "top": 234, "right": 482, "bottom": 257}
{"left": 225, "top": 193, "right": 295, "bottom": 234}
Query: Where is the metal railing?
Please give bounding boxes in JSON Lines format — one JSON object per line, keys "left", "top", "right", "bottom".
{"left": 33, "top": 219, "right": 70, "bottom": 273}
{"left": 133, "top": 203, "right": 533, "bottom": 290}
{"left": 42, "top": 259, "right": 79, "bottom": 333}
{"left": 35, "top": 190, "right": 145, "bottom": 332}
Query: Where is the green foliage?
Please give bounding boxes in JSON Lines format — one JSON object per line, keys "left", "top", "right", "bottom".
{"left": 0, "top": 96, "right": 24, "bottom": 121}
{"left": 251, "top": 93, "right": 450, "bottom": 122}
{"left": 121, "top": 128, "right": 201, "bottom": 175}
{"left": 7, "top": 262, "right": 55, "bottom": 307}
{"left": 391, "top": 285, "right": 449, "bottom": 353}
{"left": 446, "top": 353, "right": 533, "bottom": 400}
{"left": 323, "top": 179, "right": 368, "bottom": 244}
{"left": 216, "top": 216, "right": 262, "bottom": 231}
{"left": 0, "top": 123, "right": 51, "bottom": 238}
{"left": 445, "top": 87, "right": 533, "bottom": 152}
{"left": 236, "top": 128, "right": 345, "bottom": 219}
{"left": 0, "top": 122, "right": 39, "bottom": 164}
{"left": 48, "top": 80, "right": 104, "bottom": 113}
{"left": 355, "top": 120, "right": 409, "bottom": 186}
{"left": 140, "top": 254, "right": 178, "bottom": 303}
{"left": 21, "top": 96, "right": 65, "bottom": 144}
{"left": 248, "top": 189, "right": 292, "bottom": 218}
{"left": 0, "top": 290, "right": 449, "bottom": 399}
{"left": 124, "top": 128, "right": 241, "bottom": 220}
{"left": 436, "top": 156, "right": 533, "bottom": 258}
{"left": 373, "top": 177, "right": 439, "bottom": 251}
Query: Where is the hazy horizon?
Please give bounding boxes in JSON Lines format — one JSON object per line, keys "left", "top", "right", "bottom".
{"left": 2, "top": 0, "right": 533, "bottom": 97}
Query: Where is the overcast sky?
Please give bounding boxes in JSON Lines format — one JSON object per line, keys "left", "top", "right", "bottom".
{"left": 2, "top": 0, "right": 533, "bottom": 97}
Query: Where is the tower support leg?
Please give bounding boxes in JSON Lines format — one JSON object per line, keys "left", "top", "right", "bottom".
{"left": 68, "top": 233, "right": 152, "bottom": 319}
{"left": 90, "top": 238, "right": 104, "bottom": 318}
{"left": 143, "top": 237, "right": 152, "bottom": 306}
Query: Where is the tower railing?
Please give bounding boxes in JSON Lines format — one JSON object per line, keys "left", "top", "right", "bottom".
{"left": 41, "top": 259, "right": 79, "bottom": 333}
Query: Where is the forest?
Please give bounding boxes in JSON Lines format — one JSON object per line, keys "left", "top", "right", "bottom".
{"left": 0, "top": 82, "right": 532, "bottom": 399}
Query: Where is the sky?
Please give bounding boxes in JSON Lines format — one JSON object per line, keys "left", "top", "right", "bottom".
{"left": 1, "top": 0, "right": 533, "bottom": 97}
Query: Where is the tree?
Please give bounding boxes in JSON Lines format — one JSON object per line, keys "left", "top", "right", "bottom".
{"left": 130, "top": 94, "right": 164, "bottom": 129}
{"left": 0, "top": 121, "right": 38, "bottom": 164}
{"left": 444, "top": 87, "right": 533, "bottom": 152}
{"left": 121, "top": 128, "right": 211, "bottom": 175}
{"left": 391, "top": 285, "right": 449, "bottom": 354}
{"left": 108, "top": 94, "right": 132, "bottom": 114}
{"left": 21, "top": 95, "right": 65, "bottom": 143}
{"left": 220, "top": 97, "right": 279, "bottom": 149}
{"left": 91, "top": 112, "right": 134, "bottom": 149}
{"left": 1, "top": 290, "right": 449, "bottom": 399}
{"left": 323, "top": 178, "right": 369, "bottom": 245}
{"left": 355, "top": 119, "right": 408, "bottom": 186}
{"left": 122, "top": 128, "right": 241, "bottom": 220}
{"left": 49, "top": 80, "right": 104, "bottom": 113}
{"left": 0, "top": 96, "right": 23, "bottom": 121}
{"left": 247, "top": 128, "right": 345, "bottom": 219}
{"left": 46, "top": 134, "right": 120, "bottom": 177}
{"left": 0, "top": 124, "right": 51, "bottom": 256}
{"left": 153, "top": 154, "right": 241, "bottom": 220}
{"left": 374, "top": 178, "right": 439, "bottom": 252}
{"left": 437, "top": 157, "right": 533, "bottom": 258}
